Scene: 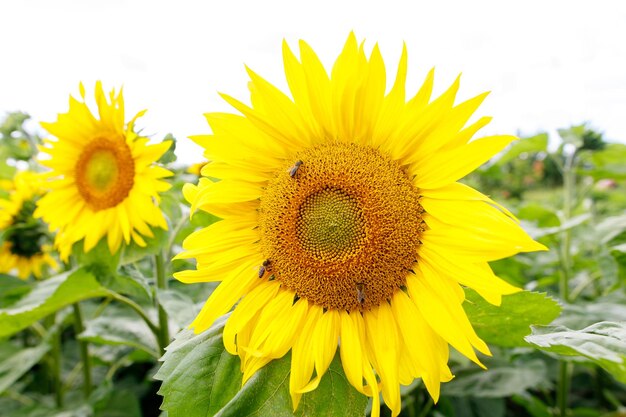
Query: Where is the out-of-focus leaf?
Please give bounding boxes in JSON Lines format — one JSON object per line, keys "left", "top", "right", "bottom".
{"left": 449, "top": 397, "right": 505, "bottom": 417}
{"left": 0, "top": 267, "right": 108, "bottom": 337}
{"left": 0, "top": 274, "right": 31, "bottom": 308}
{"left": 158, "top": 134, "right": 177, "bottom": 164}
{"left": 464, "top": 290, "right": 561, "bottom": 347}
{"left": 0, "top": 343, "right": 50, "bottom": 393}
{"left": 158, "top": 289, "right": 200, "bottom": 330}
{"left": 595, "top": 214, "right": 626, "bottom": 244}
{"left": 442, "top": 360, "right": 547, "bottom": 398}
{"left": 511, "top": 394, "right": 552, "bottom": 417}
{"left": 91, "top": 380, "right": 143, "bottom": 417}
{"left": 517, "top": 204, "right": 560, "bottom": 228}
{"left": 81, "top": 305, "right": 160, "bottom": 358}
{"left": 558, "top": 125, "right": 586, "bottom": 148}
{"left": 102, "top": 272, "right": 152, "bottom": 303}
{"left": 496, "top": 133, "right": 548, "bottom": 166}
{"left": 586, "top": 143, "right": 626, "bottom": 180}
{"left": 156, "top": 318, "right": 368, "bottom": 417}
{"left": 120, "top": 227, "right": 169, "bottom": 265}
{"left": 526, "top": 322, "right": 626, "bottom": 383}
{"left": 528, "top": 213, "right": 592, "bottom": 239}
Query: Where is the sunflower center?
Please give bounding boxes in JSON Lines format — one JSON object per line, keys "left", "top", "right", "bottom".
{"left": 259, "top": 142, "right": 425, "bottom": 311}
{"left": 75, "top": 137, "right": 135, "bottom": 211}
{"left": 297, "top": 187, "right": 366, "bottom": 261}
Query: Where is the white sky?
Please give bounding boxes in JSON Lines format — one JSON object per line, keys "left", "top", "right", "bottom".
{"left": 1, "top": 0, "right": 625, "bottom": 164}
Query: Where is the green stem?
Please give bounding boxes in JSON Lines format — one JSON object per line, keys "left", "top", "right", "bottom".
{"left": 46, "top": 314, "right": 64, "bottom": 408}
{"left": 557, "top": 150, "right": 576, "bottom": 417}
{"left": 72, "top": 303, "right": 92, "bottom": 399}
{"left": 417, "top": 397, "right": 434, "bottom": 417}
{"left": 557, "top": 361, "right": 572, "bottom": 416}
{"left": 105, "top": 290, "right": 161, "bottom": 338}
{"left": 559, "top": 151, "right": 575, "bottom": 303}
{"left": 155, "top": 252, "right": 170, "bottom": 354}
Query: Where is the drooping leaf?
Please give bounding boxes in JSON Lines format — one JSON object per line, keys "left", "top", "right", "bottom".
{"left": 464, "top": 290, "right": 561, "bottom": 347}
{"left": 442, "top": 360, "right": 548, "bottom": 398}
{"left": 0, "top": 274, "right": 31, "bottom": 308}
{"left": 526, "top": 321, "right": 626, "bottom": 383}
{"left": 156, "top": 317, "right": 368, "bottom": 417}
{"left": 0, "top": 267, "right": 108, "bottom": 338}
{"left": 0, "top": 342, "right": 50, "bottom": 393}
{"left": 80, "top": 305, "right": 160, "bottom": 358}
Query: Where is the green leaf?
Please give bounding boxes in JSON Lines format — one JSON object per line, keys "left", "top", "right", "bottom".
{"left": 73, "top": 238, "right": 121, "bottom": 274}
{"left": 0, "top": 267, "right": 109, "bottom": 338}
{"left": 120, "top": 227, "right": 169, "bottom": 265}
{"left": 157, "top": 289, "right": 200, "bottom": 330}
{"left": 586, "top": 143, "right": 626, "bottom": 180}
{"left": 496, "top": 133, "right": 548, "bottom": 166}
{"left": 595, "top": 214, "right": 626, "bottom": 245}
{"left": 0, "top": 274, "right": 31, "bottom": 308}
{"left": 80, "top": 305, "right": 160, "bottom": 358}
{"left": 0, "top": 342, "right": 50, "bottom": 393}
{"left": 442, "top": 359, "right": 547, "bottom": 398}
{"left": 156, "top": 318, "right": 368, "bottom": 417}
{"left": 464, "top": 290, "right": 561, "bottom": 347}
{"left": 525, "top": 322, "right": 626, "bottom": 384}
{"left": 91, "top": 380, "right": 143, "bottom": 417}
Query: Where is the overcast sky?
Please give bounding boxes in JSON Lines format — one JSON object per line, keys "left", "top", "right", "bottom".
{"left": 1, "top": 0, "right": 625, "bottom": 164}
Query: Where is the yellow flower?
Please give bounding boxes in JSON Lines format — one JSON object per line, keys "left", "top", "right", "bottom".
{"left": 175, "top": 34, "right": 547, "bottom": 416}
{"left": 35, "top": 82, "right": 173, "bottom": 260}
{"left": 187, "top": 161, "right": 208, "bottom": 176}
{"left": 0, "top": 171, "right": 57, "bottom": 279}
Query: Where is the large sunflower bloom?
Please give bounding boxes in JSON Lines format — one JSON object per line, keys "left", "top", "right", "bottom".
{"left": 175, "top": 34, "right": 546, "bottom": 416}
{"left": 0, "top": 171, "right": 57, "bottom": 279}
{"left": 35, "top": 82, "right": 172, "bottom": 260}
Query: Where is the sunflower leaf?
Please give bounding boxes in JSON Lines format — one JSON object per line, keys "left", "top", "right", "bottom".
{"left": 0, "top": 267, "right": 108, "bottom": 338}
{"left": 464, "top": 290, "right": 561, "bottom": 347}
{"left": 156, "top": 317, "right": 368, "bottom": 417}
{"left": 442, "top": 359, "right": 548, "bottom": 398}
{"left": 80, "top": 304, "right": 160, "bottom": 359}
{"left": 525, "top": 322, "right": 626, "bottom": 384}
{"left": 0, "top": 342, "right": 50, "bottom": 394}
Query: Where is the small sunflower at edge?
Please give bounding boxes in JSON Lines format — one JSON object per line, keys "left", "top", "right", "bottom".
{"left": 0, "top": 171, "right": 57, "bottom": 279}
{"left": 35, "top": 82, "right": 173, "bottom": 260}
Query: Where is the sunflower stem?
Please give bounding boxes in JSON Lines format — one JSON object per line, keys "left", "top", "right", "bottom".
{"left": 557, "top": 149, "right": 576, "bottom": 417}
{"left": 416, "top": 397, "right": 434, "bottom": 417}
{"left": 45, "top": 314, "right": 64, "bottom": 408}
{"left": 155, "top": 251, "right": 170, "bottom": 354}
{"left": 72, "top": 303, "right": 92, "bottom": 399}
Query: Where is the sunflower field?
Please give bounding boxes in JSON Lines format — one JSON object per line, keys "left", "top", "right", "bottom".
{"left": 1, "top": 36, "right": 625, "bottom": 417}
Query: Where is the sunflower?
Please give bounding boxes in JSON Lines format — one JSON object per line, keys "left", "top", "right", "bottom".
{"left": 35, "top": 82, "right": 172, "bottom": 261}
{"left": 175, "top": 34, "right": 547, "bottom": 416}
{"left": 0, "top": 171, "right": 57, "bottom": 279}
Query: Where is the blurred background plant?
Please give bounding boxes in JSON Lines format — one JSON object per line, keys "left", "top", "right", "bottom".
{"left": 0, "top": 112, "right": 624, "bottom": 417}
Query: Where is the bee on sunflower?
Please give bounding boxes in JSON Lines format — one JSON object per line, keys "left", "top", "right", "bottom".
{"left": 175, "top": 34, "right": 547, "bottom": 416}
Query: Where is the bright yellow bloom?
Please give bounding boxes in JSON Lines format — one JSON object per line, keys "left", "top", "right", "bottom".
{"left": 0, "top": 171, "right": 57, "bottom": 279}
{"left": 175, "top": 34, "right": 546, "bottom": 416}
{"left": 35, "top": 82, "right": 172, "bottom": 260}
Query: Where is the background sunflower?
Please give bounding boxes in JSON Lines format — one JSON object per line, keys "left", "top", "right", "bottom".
{"left": 35, "top": 82, "right": 173, "bottom": 260}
